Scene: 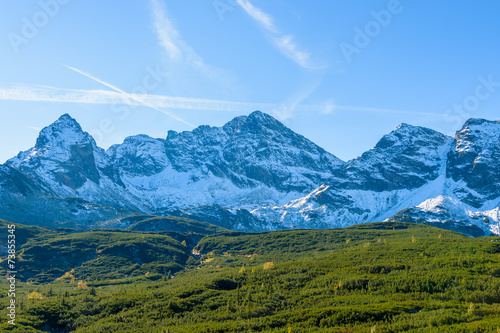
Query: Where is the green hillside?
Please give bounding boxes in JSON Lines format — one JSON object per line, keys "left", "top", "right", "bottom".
{"left": 1, "top": 221, "right": 500, "bottom": 332}
{"left": 0, "top": 221, "right": 194, "bottom": 284}
{"left": 125, "top": 215, "right": 231, "bottom": 235}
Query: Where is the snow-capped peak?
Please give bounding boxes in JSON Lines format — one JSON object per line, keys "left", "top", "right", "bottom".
{"left": 2, "top": 113, "right": 500, "bottom": 237}
{"left": 375, "top": 122, "right": 450, "bottom": 151}
{"left": 34, "top": 113, "right": 95, "bottom": 149}
{"left": 461, "top": 118, "right": 500, "bottom": 129}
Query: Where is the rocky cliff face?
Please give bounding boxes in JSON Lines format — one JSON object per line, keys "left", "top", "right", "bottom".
{"left": 9, "top": 114, "right": 104, "bottom": 191}
{"left": 446, "top": 119, "right": 500, "bottom": 207}
{"left": 254, "top": 124, "right": 452, "bottom": 227}
{"left": 2, "top": 111, "right": 344, "bottom": 228}
{"left": 254, "top": 119, "right": 500, "bottom": 236}
{"left": 0, "top": 164, "right": 130, "bottom": 229}
{"left": 385, "top": 119, "right": 500, "bottom": 236}
{"left": 1, "top": 112, "right": 499, "bottom": 236}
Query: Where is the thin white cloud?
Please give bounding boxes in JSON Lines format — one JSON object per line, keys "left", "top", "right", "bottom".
{"left": 0, "top": 83, "right": 440, "bottom": 119}
{"left": 64, "top": 65, "right": 194, "bottom": 127}
{"left": 272, "top": 80, "right": 322, "bottom": 120}
{"left": 65, "top": 66, "right": 129, "bottom": 97}
{"left": 0, "top": 84, "right": 270, "bottom": 113}
{"left": 235, "top": 0, "right": 278, "bottom": 33}
{"left": 150, "top": 0, "right": 234, "bottom": 85}
{"left": 274, "top": 35, "right": 314, "bottom": 69}
{"left": 26, "top": 125, "right": 42, "bottom": 131}
{"left": 333, "top": 105, "right": 438, "bottom": 117}
{"left": 236, "top": 0, "right": 321, "bottom": 70}
{"left": 150, "top": 0, "right": 183, "bottom": 60}
{"left": 321, "top": 99, "right": 335, "bottom": 115}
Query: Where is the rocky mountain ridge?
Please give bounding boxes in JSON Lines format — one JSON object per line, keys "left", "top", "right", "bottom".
{"left": 1, "top": 112, "right": 499, "bottom": 236}
{"left": 255, "top": 119, "right": 500, "bottom": 236}
{"left": 1, "top": 111, "right": 343, "bottom": 229}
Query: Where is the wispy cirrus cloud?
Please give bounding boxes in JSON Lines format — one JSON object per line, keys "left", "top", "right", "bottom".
{"left": 150, "top": 0, "right": 183, "bottom": 60}
{"left": 235, "top": 0, "right": 278, "bottom": 33}
{"left": 0, "top": 84, "right": 269, "bottom": 113}
{"left": 0, "top": 83, "right": 439, "bottom": 119}
{"left": 272, "top": 80, "right": 323, "bottom": 120}
{"left": 64, "top": 65, "right": 195, "bottom": 127}
{"left": 274, "top": 35, "right": 315, "bottom": 70}
{"left": 26, "top": 125, "right": 42, "bottom": 132}
{"left": 236, "top": 0, "right": 323, "bottom": 70}
{"left": 150, "top": 0, "right": 234, "bottom": 86}
{"left": 150, "top": 0, "right": 196, "bottom": 63}
{"left": 332, "top": 105, "right": 438, "bottom": 117}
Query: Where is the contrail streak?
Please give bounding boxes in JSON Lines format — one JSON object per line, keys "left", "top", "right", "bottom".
{"left": 64, "top": 65, "right": 194, "bottom": 127}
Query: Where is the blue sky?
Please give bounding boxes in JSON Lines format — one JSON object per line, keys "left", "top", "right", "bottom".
{"left": 1, "top": 0, "right": 499, "bottom": 163}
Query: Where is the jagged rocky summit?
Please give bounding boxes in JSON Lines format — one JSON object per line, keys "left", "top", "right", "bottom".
{"left": 1, "top": 112, "right": 499, "bottom": 236}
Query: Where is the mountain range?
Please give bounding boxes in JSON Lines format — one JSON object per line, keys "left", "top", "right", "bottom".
{"left": 1, "top": 112, "right": 499, "bottom": 236}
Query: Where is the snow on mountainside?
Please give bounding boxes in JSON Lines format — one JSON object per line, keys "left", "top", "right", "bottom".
{"left": 388, "top": 196, "right": 498, "bottom": 237}
{"left": 0, "top": 164, "right": 131, "bottom": 228}
{"left": 7, "top": 114, "right": 140, "bottom": 211}
{"left": 104, "top": 111, "right": 344, "bottom": 213}
{"left": 254, "top": 119, "right": 500, "bottom": 236}
{"left": 2, "top": 111, "right": 344, "bottom": 227}
{"left": 386, "top": 119, "right": 500, "bottom": 236}
{"left": 1, "top": 112, "right": 499, "bottom": 236}
{"left": 446, "top": 119, "right": 500, "bottom": 207}
{"left": 253, "top": 123, "right": 453, "bottom": 227}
